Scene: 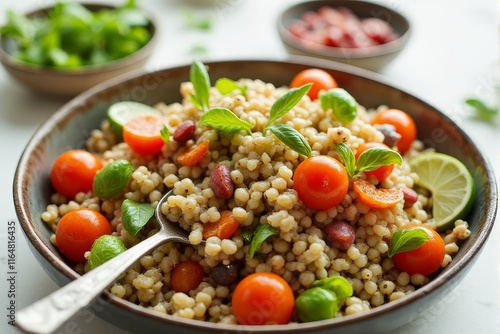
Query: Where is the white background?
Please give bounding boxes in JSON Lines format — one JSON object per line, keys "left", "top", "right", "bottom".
{"left": 0, "top": 0, "right": 499, "bottom": 333}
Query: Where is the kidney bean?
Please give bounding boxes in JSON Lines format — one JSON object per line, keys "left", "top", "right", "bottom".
{"left": 210, "top": 164, "right": 234, "bottom": 199}
{"left": 173, "top": 120, "right": 196, "bottom": 142}
{"left": 324, "top": 221, "right": 356, "bottom": 251}
{"left": 212, "top": 262, "right": 240, "bottom": 286}
{"left": 402, "top": 187, "right": 419, "bottom": 208}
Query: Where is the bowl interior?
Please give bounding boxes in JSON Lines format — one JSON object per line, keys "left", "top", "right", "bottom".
{"left": 14, "top": 58, "right": 497, "bottom": 333}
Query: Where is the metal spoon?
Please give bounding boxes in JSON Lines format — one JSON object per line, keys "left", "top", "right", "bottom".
{"left": 16, "top": 190, "right": 189, "bottom": 334}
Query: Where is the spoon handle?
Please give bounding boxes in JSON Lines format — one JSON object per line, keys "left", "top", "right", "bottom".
{"left": 16, "top": 231, "right": 168, "bottom": 334}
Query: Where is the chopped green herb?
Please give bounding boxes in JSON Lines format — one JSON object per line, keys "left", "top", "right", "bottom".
{"left": 160, "top": 124, "right": 171, "bottom": 143}
{"left": 248, "top": 224, "right": 279, "bottom": 258}
{"left": 387, "top": 228, "right": 430, "bottom": 259}
{"left": 320, "top": 88, "right": 358, "bottom": 124}
{"left": 93, "top": 160, "right": 134, "bottom": 199}
{"left": 268, "top": 123, "right": 312, "bottom": 158}
{"left": 121, "top": 199, "right": 155, "bottom": 236}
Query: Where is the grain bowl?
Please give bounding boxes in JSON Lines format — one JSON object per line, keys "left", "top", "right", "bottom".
{"left": 13, "top": 58, "right": 497, "bottom": 334}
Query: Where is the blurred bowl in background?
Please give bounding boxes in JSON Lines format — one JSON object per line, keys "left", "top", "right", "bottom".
{"left": 278, "top": 0, "right": 411, "bottom": 71}
{"left": 0, "top": 3, "right": 158, "bottom": 97}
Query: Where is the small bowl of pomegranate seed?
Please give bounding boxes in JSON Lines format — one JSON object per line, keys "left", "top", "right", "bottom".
{"left": 278, "top": 0, "right": 411, "bottom": 71}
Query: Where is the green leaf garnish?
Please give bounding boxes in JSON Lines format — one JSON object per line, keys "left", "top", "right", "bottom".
{"left": 357, "top": 147, "right": 402, "bottom": 173}
{"left": 312, "top": 275, "right": 353, "bottom": 305}
{"left": 335, "top": 143, "right": 356, "bottom": 178}
{"left": 160, "top": 124, "right": 171, "bottom": 144}
{"left": 182, "top": 8, "right": 213, "bottom": 30}
{"left": 88, "top": 235, "right": 126, "bottom": 270}
{"left": 465, "top": 98, "right": 499, "bottom": 122}
{"left": 121, "top": 199, "right": 155, "bottom": 237}
{"left": 320, "top": 88, "right": 358, "bottom": 124}
{"left": 265, "top": 84, "right": 312, "bottom": 131}
{"left": 215, "top": 77, "right": 247, "bottom": 98}
{"left": 189, "top": 60, "right": 211, "bottom": 111}
{"left": 241, "top": 229, "right": 254, "bottom": 243}
{"left": 93, "top": 160, "right": 134, "bottom": 199}
{"left": 387, "top": 228, "right": 430, "bottom": 259}
{"left": 268, "top": 123, "right": 312, "bottom": 158}
{"left": 249, "top": 224, "right": 279, "bottom": 258}
{"left": 200, "top": 107, "right": 252, "bottom": 134}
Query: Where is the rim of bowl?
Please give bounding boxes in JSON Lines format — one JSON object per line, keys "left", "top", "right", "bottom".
{"left": 277, "top": 0, "right": 412, "bottom": 59}
{"left": 0, "top": 2, "right": 159, "bottom": 76}
{"left": 13, "top": 56, "right": 498, "bottom": 332}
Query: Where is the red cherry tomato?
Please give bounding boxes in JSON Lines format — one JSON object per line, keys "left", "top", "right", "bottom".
{"left": 55, "top": 208, "right": 112, "bottom": 262}
{"left": 50, "top": 149, "right": 103, "bottom": 199}
{"left": 232, "top": 272, "right": 294, "bottom": 325}
{"left": 370, "top": 108, "right": 416, "bottom": 154}
{"left": 170, "top": 261, "right": 205, "bottom": 293}
{"left": 392, "top": 224, "right": 445, "bottom": 276}
{"left": 293, "top": 155, "right": 349, "bottom": 210}
{"left": 290, "top": 68, "right": 338, "bottom": 100}
{"left": 123, "top": 114, "right": 166, "bottom": 156}
{"left": 355, "top": 142, "right": 395, "bottom": 182}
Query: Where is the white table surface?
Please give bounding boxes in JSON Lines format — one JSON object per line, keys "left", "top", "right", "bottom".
{"left": 1, "top": 0, "right": 499, "bottom": 333}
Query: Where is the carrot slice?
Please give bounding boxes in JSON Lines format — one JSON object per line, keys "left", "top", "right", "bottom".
{"left": 202, "top": 211, "right": 239, "bottom": 240}
{"left": 353, "top": 178, "right": 403, "bottom": 209}
{"left": 123, "top": 114, "right": 165, "bottom": 155}
{"left": 177, "top": 140, "right": 210, "bottom": 166}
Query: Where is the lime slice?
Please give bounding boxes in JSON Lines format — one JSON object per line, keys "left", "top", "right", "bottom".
{"left": 107, "top": 101, "right": 161, "bottom": 136}
{"left": 409, "top": 152, "right": 475, "bottom": 231}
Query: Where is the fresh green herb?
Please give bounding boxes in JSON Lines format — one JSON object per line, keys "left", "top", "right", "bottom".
{"left": 0, "top": 1, "right": 151, "bottom": 68}
{"left": 189, "top": 60, "right": 211, "bottom": 111}
{"left": 465, "top": 98, "right": 499, "bottom": 122}
{"left": 387, "top": 228, "right": 430, "bottom": 259}
{"left": 93, "top": 160, "right": 134, "bottom": 199}
{"left": 320, "top": 88, "right": 358, "bottom": 124}
{"left": 335, "top": 143, "right": 402, "bottom": 179}
{"left": 215, "top": 77, "right": 247, "bottom": 98}
{"left": 265, "top": 84, "right": 312, "bottom": 131}
{"left": 121, "top": 199, "right": 155, "bottom": 236}
{"left": 182, "top": 8, "right": 213, "bottom": 30}
{"left": 200, "top": 107, "right": 252, "bottom": 134}
{"left": 248, "top": 224, "right": 279, "bottom": 258}
{"left": 160, "top": 124, "right": 171, "bottom": 143}
{"left": 241, "top": 229, "right": 254, "bottom": 243}
{"left": 268, "top": 123, "right": 312, "bottom": 158}
{"left": 87, "top": 235, "right": 126, "bottom": 270}
{"left": 189, "top": 44, "right": 209, "bottom": 55}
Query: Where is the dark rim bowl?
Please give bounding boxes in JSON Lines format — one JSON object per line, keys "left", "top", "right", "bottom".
{"left": 0, "top": 2, "right": 158, "bottom": 97}
{"left": 278, "top": 0, "right": 411, "bottom": 70}
{"left": 13, "top": 57, "right": 497, "bottom": 334}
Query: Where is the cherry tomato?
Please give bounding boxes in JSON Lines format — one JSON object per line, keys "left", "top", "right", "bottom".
{"left": 50, "top": 149, "right": 103, "bottom": 199}
{"left": 170, "top": 261, "right": 205, "bottom": 293}
{"left": 355, "top": 142, "right": 395, "bottom": 182}
{"left": 370, "top": 108, "right": 416, "bottom": 154}
{"left": 232, "top": 272, "right": 294, "bottom": 325}
{"left": 353, "top": 178, "right": 403, "bottom": 209}
{"left": 293, "top": 155, "right": 349, "bottom": 210}
{"left": 55, "top": 208, "right": 112, "bottom": 262}
{"left": 290, "top": 68, "right": 338, "bottom": 100}
{"left": 123, "top": 114, "right": 165, "bottom": 155}
{"left": 392, "top": 224, "right": 445, "bottom": 276}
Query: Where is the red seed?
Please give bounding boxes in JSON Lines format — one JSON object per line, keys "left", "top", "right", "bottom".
{"left": 173, "top": 120, "right": 196, "bottom": 142}
{"left": 324, "top": 221, "right": 356, "bottom": 251}
{"left": 210, "top": 164, "right": 234, "bottom": 200}
{"left": 402, "top": 187, "right": 419, "bottom": 208}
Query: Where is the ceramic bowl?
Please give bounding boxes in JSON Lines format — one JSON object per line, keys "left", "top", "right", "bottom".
{"left": 13, "top": 57, "right": 497, "bottom": 334}
{"left": 278, "top": 0, "right": 411, "bottom": 71}
{"left": 0, "top": 3, "right": 158, "bottom": 97}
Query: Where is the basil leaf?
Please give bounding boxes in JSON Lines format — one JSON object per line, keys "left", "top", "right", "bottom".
{"left": 241, "top": 229, "right": 254, "bottom": 243}
{"left": 88, "top": 235, "right": 126, "bottom": 270}
{"left": 387, "top": 228, "right": 430, "bottom": 259}
{"left": 357, "top": 147, "right": 402, "bottom": 173}
{"left": 265, "top": 84, "right": 312, "bottom": 129}
{"left": 465, "top": 98, "right": 499, "bottom": 121}
{"left": 200, "top": 107, "right": 252, "bottom": 134}
{"left": 160, "top": 124, "right": 170, "bottom": 144}
{"left": 215, "top": 77, "right": 247, "bottom": 98}
{"left": 93, "top": 160, "right": 134, "bottom": 199}
{"left": 268, "top": 123, "right": 312, "bottom": 158}
{"left": 320, "top": 88, "right": 358, "bottom": 124}
{"left": 335, "top": 143, "right": 356, "bottom": 178}
{"left": 190, "top": 60, "right": 211, "bottom": 111}
{"left": 121, "top": 199, "right": 155, "bottom": 237}
{"left": 249, "top": 224, "right": 279, "bottom": 258}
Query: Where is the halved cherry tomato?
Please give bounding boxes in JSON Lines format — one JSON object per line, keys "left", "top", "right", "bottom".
{"left": 202, "top": 211, "right": 239, "bottom": 240}
{"left": 50, "top": 149, "right": 103, "bottom": 199}
{"left": 232, "top": 272, "right": 294, "bottom": 325}
{"left": 170, "top": 261, "right": 205, "bottom": 293}
{"left": 355, "top": 142, "right": 395, "bottom": 182}
{"left": 293, "top": 155, "right": 349, "bottom": 210}
{"left": 55, "top": 208, "right": 112, "bottom": 262}
{"left": 123, "top": 114, "right": 165, "bottom": 155}
{"left": 290, "top": 68, "right": 338, "bottom": 100}
{"left": 392, "top": 224, "right": 445, "bottom": 276}
{"left": 353, "top": 178, "right": 403, "bottom": 209}
{"left": 177, "top": 140, "right": 210, "bottom": 166}
{"left": 370, "top": 108, "right": 416, "bottom": 154}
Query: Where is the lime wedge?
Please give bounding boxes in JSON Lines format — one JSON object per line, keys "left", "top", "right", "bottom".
{"left": 107, "top": 101, "right": 161, "bottom": 136}
{"left": 409, "top": 152, "right": 475, "bottom": 231}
